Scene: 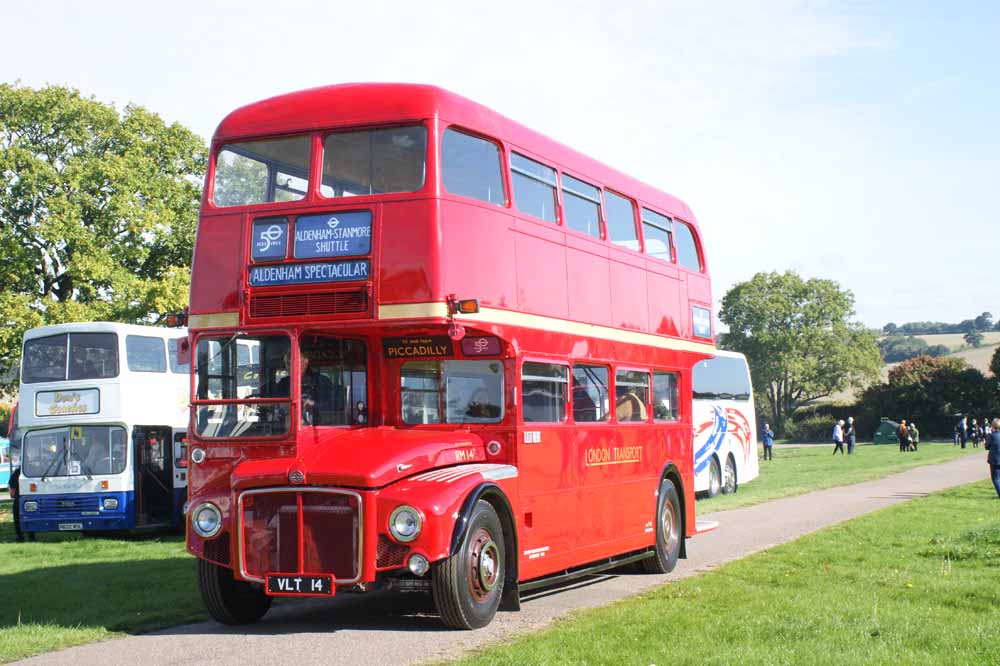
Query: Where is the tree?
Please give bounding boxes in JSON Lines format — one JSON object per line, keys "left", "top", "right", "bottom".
{"left": 974, "top": 311, "right": 993, "bottom": 331}
{"left": 882, "top": 322, "right": 898, "bottom": 336}
{"left": 990, "top": 346, "right": 1000, "bottom": 378}
{"left": 964, "top": 330, "right": 984, "bottom": 348}
{"left": 0, "top": 83, "right": 206, "bottom": 387}
{"left": 718, "top": 271, "right": 881, "bottom": 433}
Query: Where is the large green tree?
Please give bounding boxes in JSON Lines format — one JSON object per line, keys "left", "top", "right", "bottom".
{"left": 718, "top": 271, "right": 881, "bottom": 433}
{"left": 0, "top": 83, "right": 206, "bottom": 387}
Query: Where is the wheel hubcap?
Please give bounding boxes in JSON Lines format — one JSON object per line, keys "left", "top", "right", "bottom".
{"left": 466, "top": 528, "right": 501, "bottom": 601}
{"left": 710, "top": 464, "right": 720, "bottom": 494}
{"left": 662, "top": 501, "right": 679, "bottom": 554}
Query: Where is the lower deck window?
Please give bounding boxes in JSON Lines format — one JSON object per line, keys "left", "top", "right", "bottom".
{"left": 653, "top": 371, "right": 679, "bottom": 421}
{"left": 615, "top": 369, "right": 650, "bottom": 422}
{"left": 401, "top": 360, "right": 504, "bottom": 424}
{"left": 522, "top": 362, "right": 568, "bottom": 423}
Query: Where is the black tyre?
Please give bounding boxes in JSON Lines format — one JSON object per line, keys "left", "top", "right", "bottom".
{"left": 642, "top": 478, "right": 682, "bottom": 574}
{"left": 722, "top": 455, "right": 738, "bottom": 495}
{"left": 432, "top": 500, "right": 505, "bottom": 629}
{"left": 706, "top": 457, "right": 722, "bottom": 498}
{"left": 198, "top": 558, "right": 272, "bottom": 625}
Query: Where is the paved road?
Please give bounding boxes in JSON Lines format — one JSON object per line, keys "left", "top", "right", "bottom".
{"left": 17, "top": 453, "right": 986, "bottom": 666}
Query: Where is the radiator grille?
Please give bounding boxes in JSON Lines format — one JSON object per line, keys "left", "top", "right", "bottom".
{"left": 240, "top": 489, "right": 361, "bottom": 582}
{"left": 249, "top": 289, "right": 369, "bottom": 319}
{"left": 376, "top": 534, "right": 409, "bottom": 569}
{"left": 35, "top": 496, "right": 101, "bottom": 514}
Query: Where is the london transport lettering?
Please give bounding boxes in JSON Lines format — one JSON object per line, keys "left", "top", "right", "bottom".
{"left": 294, "top": 212, "right": 372, "bottom": 258}
{"left": 383, "top": 336, "right": 454, "bottom": 359}
{"left": 584, "top": 445, "right": 643, "bottom": 467}
{"left": 249, "top": 260, "right": 369, "bottom": 287}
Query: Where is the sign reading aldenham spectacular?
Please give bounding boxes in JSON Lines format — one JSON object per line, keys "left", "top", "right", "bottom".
{"left": 249, "top": 260, "right": 369, "bottom": 287}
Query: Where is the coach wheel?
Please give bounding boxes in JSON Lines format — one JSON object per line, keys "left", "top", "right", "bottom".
{"left": 707, "top": 457, "right": 722, "bottom": 497}
{"left": 432, "top": 499, "right": 505, "bottom": 629}
{"left": 722, "top": 455, "right": 738, "bottom": 495}
{"left": 642, "top": 478, "right": 682, "bottom": 574}
{"left": 197, "top": 559, "right": 272, "bottom": 625}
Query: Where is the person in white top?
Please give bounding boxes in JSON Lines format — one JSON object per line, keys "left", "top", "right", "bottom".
{"left": 832, "top": 419, "right": 845, "bottom": 456}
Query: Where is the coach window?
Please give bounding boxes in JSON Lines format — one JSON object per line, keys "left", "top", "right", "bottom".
{"left": 511, "top": 153, "right": 558, "bottom": 222}
{"left": 641, "top": 208, "right": 673, "bottom": 262}
{"left": 674, "top": 220, "right": 704, "bottom": 271}
{"left": 605, "top": 190, "right": 639, "bottom": 249}
{"left": 561, "top": 174, "right": 601, "bottom": 238}
{"left": 652, "top": 371, "right": 680, "bottom": 421}
{"left": 615, "top": 369, "right": 650, "bottom": 422}
{"left": 441, "top": 129, "right": 506, "bottom": 206}
{"left": 522, "top": 362, "right": 568, "bottom": 422}
{"left": 126, "top": 336, "right": 166, "bottom": 373}
{"left": 572, "top": 364, "right": 610, "bottom": 422}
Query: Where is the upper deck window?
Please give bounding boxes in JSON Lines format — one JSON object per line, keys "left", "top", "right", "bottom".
{"left": 674, "top": 220, "right": 704, "bottom": 271}
{"left": 641, "top": 208, "right": 673, "bottom": 262}
{"left": 561, "top": 174, "right": 601, "bottom": 238}
{"left": 167, "top": 338, "right": 190, "bottom": 375}
{"left": 511, "top": 153, "right": 558, "bottom": 222}
{"left": 126, "top": 336, "right": 166, "bottom": 373}
{"left": 441, "top": 129, "right": 505, "bottom": 206}
{"left": 22, "top": 333, "right": 119, "bottom": 384}
{"left": 604, "top": 191, "right": 639, "bottom": 250}
{"left": 321, "top": 126, "right": 426, "bottom": 198}
{"left": 213, "top": 136, "right": 311, "bottom": 207}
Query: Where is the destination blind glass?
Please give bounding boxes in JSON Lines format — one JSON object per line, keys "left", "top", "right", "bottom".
{"left": 294, "top": 211, "right": 372, "bottom": 258}
{"left": 249, "top": 260, "right": 370, "bottom": 287}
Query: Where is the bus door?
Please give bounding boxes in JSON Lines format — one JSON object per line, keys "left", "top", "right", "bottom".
{"left": 132, "top": 426, "right": 174, "bottom": 527}
{"left": 518, "top": 362, "right": 578, "bottom": 577}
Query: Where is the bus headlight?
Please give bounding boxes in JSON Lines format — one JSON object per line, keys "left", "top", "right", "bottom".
{"left": 389, "top": 505, "right": 422, "bottom": 543}
{"left": 23, "top": 501, "right": 38, "bottom": 512}
{"left": 191, "top": 503, "right": 222, "bottom": 538}
{"left": 102, "top": 498, "right": 119, "bottom": 511}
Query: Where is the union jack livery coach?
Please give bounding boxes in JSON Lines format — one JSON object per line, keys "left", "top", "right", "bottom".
{"left": 184, "top": 83, "right": 719, "bottom": 628}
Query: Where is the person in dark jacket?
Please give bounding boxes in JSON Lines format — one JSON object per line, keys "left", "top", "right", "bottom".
{"left": 987, "top": 418, "right": 1000, "bottom": 499}
{"left": 761, "top": 423, "right": 774, "bottom": 460}
{"left": 845, "top": 417, "right": 856, "bottom": 455}
{"left": 897, "top": 420, "right": 909, "bottom": 453}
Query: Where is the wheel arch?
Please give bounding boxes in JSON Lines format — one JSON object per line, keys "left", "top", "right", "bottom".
{"left": 657, "top": 462, "right": 688, "bottom": 559}
{"left": 449, "top": 482, "right": 520, "bottom": 611}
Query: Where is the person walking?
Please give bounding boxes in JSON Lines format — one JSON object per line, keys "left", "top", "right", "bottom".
{"left": 845, "top": 417, "right": 856, "bottom": 455}
{"left": 960, "top": 415, "right": 968, "bottom": 449}
{"left": 909, "top": 422, "right": 920, "bottom": 452}
{"left": 897, "top": 419, "right": 910, "bottom": 453}
{"left": 971, "top": 419, "right": 980, "bottom": 448}
{"left": 987, "top": 418, "right": 1000, "bottom": 499}
{"left": 832, "top": 419, "right": 845, "bottom": 455}
{"left": 761, "top": 423, "right": 774, "bottom": 460}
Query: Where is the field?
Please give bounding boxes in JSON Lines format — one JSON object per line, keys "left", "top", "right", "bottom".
{"left": 0, "top": 501, "right": 204, "bottom": 663}
{"left": 911, "top": 331, "right": 1000, "bottom": 352}
{"left": 698, "top": 441, "right": 976, "bottom": 512}
{"left": 451, "top": 481, "right": 1000, "bottom": 666}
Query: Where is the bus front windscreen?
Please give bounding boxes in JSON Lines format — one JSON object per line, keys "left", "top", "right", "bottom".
{"left": 22, "top": 426, "right": 127, "bottom": 478}
{"left": 194, "top": 334, "right": 291, "bottom": 438}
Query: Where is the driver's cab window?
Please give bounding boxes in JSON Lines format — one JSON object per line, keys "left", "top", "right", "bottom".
{"left": 294, "top": 336, "right": 367, "bottom": 426}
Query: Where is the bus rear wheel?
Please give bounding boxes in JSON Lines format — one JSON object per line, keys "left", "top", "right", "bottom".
{"left": 197, "top": 559, "right": 272, "bottom": 625}
{"left": 642, "top": 478, "right": 682, "bottom": 574}
{"left": 707, "top": 457, "right": 722, "bottom": 497}
{"left": 432, "top": 500, "right": 504, "bottom": 629}
{"left": 722, "top": 455, "right": 738, "bottom": 495}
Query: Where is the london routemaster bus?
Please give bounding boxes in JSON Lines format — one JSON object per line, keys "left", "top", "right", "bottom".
{"left": 184, "top": 83, "right": 720, "bottom": 629}
{"left": 693, "top": 350, "right": 759, "bottom": 497}
{"left": 16, "top": 322, "right": 190, "bottom": 534}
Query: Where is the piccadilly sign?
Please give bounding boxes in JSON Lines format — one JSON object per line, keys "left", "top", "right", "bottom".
{"left": 383, "top": 336, "right": 454, "bottom": 359}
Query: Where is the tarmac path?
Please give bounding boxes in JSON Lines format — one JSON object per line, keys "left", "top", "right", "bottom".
{"left": 16, "top": 452, "right": 986, "bottom": 666}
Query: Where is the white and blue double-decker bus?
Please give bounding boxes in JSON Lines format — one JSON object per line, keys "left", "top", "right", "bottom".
{"left": 16, "top": 322, "right": 189, "bottom": 535}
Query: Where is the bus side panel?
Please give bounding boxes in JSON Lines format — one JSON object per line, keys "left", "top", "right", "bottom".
{"left": 693, "top": 399, "right": 759, "bottom": 492}
{"left": 439, "top": 200, "right": 516, "bottom": 310}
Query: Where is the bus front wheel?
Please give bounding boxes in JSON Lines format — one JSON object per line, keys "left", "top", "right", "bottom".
{"left": 432, "top": 500, "right": 505, "bottom": 629}
{"left": 197, "top": 559, "right": 272, "bottom": 625}
{"left": 707, "top": 457, "right": 722, "bottom": 497}
{"left": 642, "top": 478, "right": 682, "bottom": 574}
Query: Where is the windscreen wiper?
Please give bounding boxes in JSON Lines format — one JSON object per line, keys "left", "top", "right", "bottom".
{"left": 41, "top": 436, "right": 68, "bottom": 480}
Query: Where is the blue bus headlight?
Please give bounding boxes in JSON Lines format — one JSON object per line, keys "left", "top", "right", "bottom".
{"left": 102, "top": 498, "right": 119, "bottom": 510}
{"left": 191, "top": 503, "right": 222, "bottom": 538}
{"left": 23, "top": 501, "right": 38, "bottom": 512}
{"left": 389, "top": 505, "right": 422, "bottom": 542}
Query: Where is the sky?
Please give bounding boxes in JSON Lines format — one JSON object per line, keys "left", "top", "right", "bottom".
{"left": 2, "top": 0, "right": 997, "bottom": 329}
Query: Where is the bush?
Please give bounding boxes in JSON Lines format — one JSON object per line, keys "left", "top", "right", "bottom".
{"left": 785, "top": 413, "right": 837, "bottom": 443}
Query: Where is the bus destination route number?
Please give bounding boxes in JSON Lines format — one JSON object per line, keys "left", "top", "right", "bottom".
{"left": 266, "top": 574, "right": 334, "bottom": 597}
{"left": 383, "top": 336, "right": 454, "bottom": 359}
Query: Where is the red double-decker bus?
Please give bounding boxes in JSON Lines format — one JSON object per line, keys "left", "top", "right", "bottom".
{"left": 184, "top": 83, "right": 718, "bottom": 629}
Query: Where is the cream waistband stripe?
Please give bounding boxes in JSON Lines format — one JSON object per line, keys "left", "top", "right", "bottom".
{"left": 378, "top": 303, "right": 715, "bottom": 354}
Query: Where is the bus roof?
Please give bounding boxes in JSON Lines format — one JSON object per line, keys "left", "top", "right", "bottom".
{"left": 213, "top": 83, "right": 695, "bottom": 221}
{"left": 22, "top": 321, "right": 187, "bottom": 342}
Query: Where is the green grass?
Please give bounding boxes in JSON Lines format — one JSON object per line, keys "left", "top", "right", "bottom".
{"left": 0, "top": 500, "right": 204, "bottom": 663}
{"left": 451, "top": 481, "right": 1000, "bottom": 666}
{"left": 699, "top": 441, "right": 977, "bottom": 512}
